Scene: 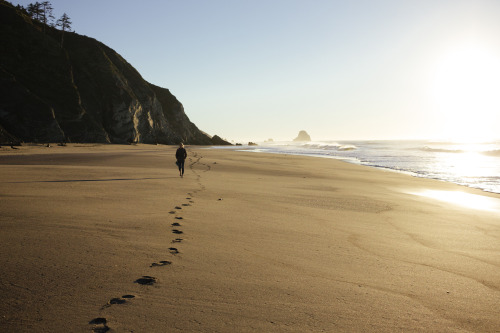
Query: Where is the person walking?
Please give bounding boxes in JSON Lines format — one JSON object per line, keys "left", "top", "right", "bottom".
{"left": 175, "top": 143, "right": 187, "bottom": 177}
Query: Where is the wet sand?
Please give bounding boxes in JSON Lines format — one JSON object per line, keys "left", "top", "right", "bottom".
{"left": 1, "top": 144, "right": 500, "bottom": 332}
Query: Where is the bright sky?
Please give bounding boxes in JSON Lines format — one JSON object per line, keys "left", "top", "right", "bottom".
{"left": 10, "top": 0, "right": 500, "bottom": 142}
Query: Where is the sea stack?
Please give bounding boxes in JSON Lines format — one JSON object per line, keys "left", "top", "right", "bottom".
{"left": 293, "top": 130, "right": 311, "bottom": 142}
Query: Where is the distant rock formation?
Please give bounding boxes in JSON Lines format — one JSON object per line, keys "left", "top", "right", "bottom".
{"left": 0, "top": 2, "right": 230, "bottom": 145}
{"left": 293, "top": 130, "right": 311, "bottom": 142}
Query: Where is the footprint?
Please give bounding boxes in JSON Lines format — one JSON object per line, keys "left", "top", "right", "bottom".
{"left": 171, "top": 222, "right": 181, "bottom": 227}
{"left": 186, "top": 197, "right": 191, "bottom": 200}
{"left": 182, "top": 203, "right": 191, "bottom": 206}
{"left": 172, "top": 229, "right": 183, "bottom": 234}
{"left": 89, "top": 318, "right": 107, "bottom": 324}
{"left": 101, "top": 297, "right": 128, "bottom": 310}
{"left": 169, "top": 211, "right": 176, "bottom": 214}
{"left": 122, "top": 295, "right": 135, "bottom": 299}
{"left": 175, "top": 206, "right": 182, "bottom": 210}
{"left": 92, "top": 324, "right": 110, "bottom": 333}
{"left": 134, "top": 276, "right": 157, "bottom": 285}
{"left": 175, "top": 216, "right": 183, "bottom": 220}
{"left": 189, "top": 201, "right": 194, "bottom": 203}
{"left": 172, "top": 238, "right": 183, "bottom": 243}
{"left": 108, "top": 298, "right": 126, "bottom": 305}
{"left": 150, "top": 260, "right": 172, "bottom": 267}
{"left": 89, "top": 318, "right": 109, "bottom": 333}
{"left": 169, "top": 247, "right": 179, "bottom": 254}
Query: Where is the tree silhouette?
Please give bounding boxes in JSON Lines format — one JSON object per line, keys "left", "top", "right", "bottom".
{"left": 56, "top": 13, "right": 72, "bottom": 32}
{"left": 56, "top": 13, "right": 72, "bottom": 46}
{"left": 26, "top": 2, "right": 42, "bottom": 21}
{"left": 40, "top": 1, "right": 55, "bottom": 30}
{"left": 24, "top": 1, "right": 75, "bottom": 35}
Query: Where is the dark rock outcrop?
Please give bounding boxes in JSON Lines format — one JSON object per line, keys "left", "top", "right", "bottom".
{"left": 211, "top": 135, "right": 230, "bottom": 145}
{"left": 0, "top": 1, "right": 230, "bottom": 145}
{"left": 293, "top": 130, "right": 311, "bottom": 142}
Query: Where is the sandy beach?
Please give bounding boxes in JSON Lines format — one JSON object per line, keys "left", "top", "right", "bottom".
{"left": 1, "top": 144, "right": 500, "bottom": 332}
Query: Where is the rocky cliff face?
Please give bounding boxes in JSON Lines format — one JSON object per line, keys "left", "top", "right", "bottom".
{"left": 0, "top": 1, "right": 229, "bottom": 145}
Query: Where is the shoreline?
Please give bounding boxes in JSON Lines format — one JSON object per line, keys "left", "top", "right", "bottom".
{"left": 212, "top": 142, "right": 500, "bottom": 196}
{"left": 3, "top": 140, "right": 500, "bottom": 196}
{"left": 1, "top": 145, "right": 500, "bottom": 332}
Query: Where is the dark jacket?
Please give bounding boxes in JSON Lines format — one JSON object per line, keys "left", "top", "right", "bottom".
{"left": 176, "top": 147, "right": 187, "bottom": 161}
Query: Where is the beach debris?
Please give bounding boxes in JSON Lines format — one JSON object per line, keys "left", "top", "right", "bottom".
{"left": 134, "top": 276, "right": 157, "bottom": 285}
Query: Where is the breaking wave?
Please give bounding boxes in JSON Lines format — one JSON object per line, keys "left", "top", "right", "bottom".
{"left": 420, "top": 146, "right": 464, "bottom": 153}
{"left": 300, "top": 142, "right": 357, "bottom": 151}
{"left": 213, "top": 139, "right": 500, "bottom": 194}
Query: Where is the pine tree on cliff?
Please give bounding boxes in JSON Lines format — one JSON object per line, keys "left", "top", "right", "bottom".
{"left": 26, "top": 1, "right": 55, "bottom": 31}
{"left": 40, "top": 1, "right": 55, "bottom": 30}
{"left": 26, "top": 2, "right": 42, "bottom": 21}
{"left": 56, "top": 13, "right": 72, "bottom": 46}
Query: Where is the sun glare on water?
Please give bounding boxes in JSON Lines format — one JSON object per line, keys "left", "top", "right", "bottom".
{"left": 431, "top": 42, "right": 500, "bottom": 142}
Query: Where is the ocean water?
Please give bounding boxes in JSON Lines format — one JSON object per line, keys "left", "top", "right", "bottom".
{"left": 216, "top": 140, "right": 500, "bottom": 194}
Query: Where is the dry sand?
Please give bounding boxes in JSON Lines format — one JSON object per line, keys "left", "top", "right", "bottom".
{"left": 1, "top": 144, "right": 500, "bottom": 332}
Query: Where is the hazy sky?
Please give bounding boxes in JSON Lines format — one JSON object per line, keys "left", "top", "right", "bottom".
{"left": 11, "top": 0, "right": 500, "bottom": 142}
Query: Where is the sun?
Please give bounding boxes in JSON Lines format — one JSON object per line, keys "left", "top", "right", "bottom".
{"left": 430, "top": 42, "right": 500, "bottom": 142}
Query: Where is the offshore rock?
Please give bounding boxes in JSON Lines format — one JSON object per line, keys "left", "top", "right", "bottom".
{"left": 293, "top": 130, "right": 311, "bottom": 142}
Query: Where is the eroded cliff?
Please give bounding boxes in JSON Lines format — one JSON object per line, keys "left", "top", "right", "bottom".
{"left": 0, "top": 1, "right": 229, "bottom": 145}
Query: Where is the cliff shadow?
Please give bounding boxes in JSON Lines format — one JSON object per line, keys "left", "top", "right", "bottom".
{"left": 7, "top": 177, "right": 176, "bottom": 184}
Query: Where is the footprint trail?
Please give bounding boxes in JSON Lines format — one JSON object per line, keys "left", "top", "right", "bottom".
{"left": 88, "top": 149, "right": 210, "bottom": 331}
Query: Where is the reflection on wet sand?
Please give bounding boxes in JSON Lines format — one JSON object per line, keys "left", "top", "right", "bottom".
{"left": 411, "top": 190, "right": 500, "bottom": 211}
